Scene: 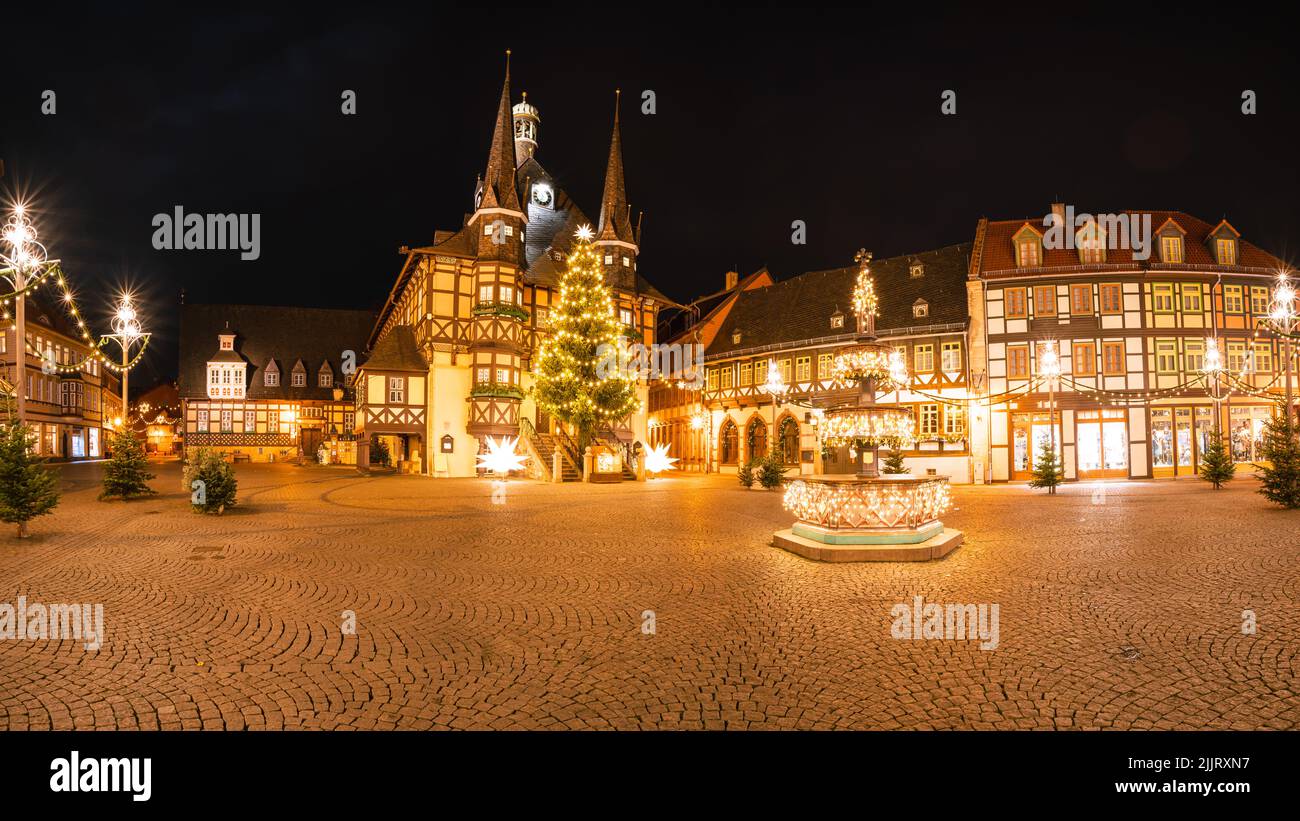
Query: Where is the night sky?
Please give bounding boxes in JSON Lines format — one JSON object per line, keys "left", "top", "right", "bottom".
{"left": 3, "top": 6, "right": 1298, "bottom": 392}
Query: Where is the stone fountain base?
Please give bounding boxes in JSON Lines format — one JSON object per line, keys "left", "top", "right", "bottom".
{"left": 773, "top": 475, "right": 963, "bottom": 562}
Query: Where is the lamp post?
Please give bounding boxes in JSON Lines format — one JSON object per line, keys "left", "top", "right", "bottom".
{"left": 691, "top": 409, "right": 706, "bottom": 473}
{"left": 764, "top": 358, "right": 786, "bottom": 458}
{"left": 1269, "top": 271, "right": 1298, "bottom": 433}
{"left": 1038, "top": 340, "right": 1061, "bottom": 494}
{"left": 104, "top": 294, "right": 149, "bottom": 421}
{"left": 1, "top": 204, "right": 56, "bottom": 427}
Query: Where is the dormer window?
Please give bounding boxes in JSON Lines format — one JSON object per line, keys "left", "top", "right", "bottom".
{"left": 909, "top": 262, "right": 924, "bottom": 278}
{"left": 830, "top": 312, "right": 845, "bottom": 329}
{"left": 1160, "top": 235, "right": 1184, "bottom": 263}
{"left": 218, "top": 333, "right": 235, "bottom": 351}
{"left": 265, "top": 371, "right": 279, "bottom": 387}
{"left": 206, "top": 362, "right": 246, "bottom": 399}
{"left": 732, "top": 330, "right": 742, "bottom": 344}
{"left": 1207, "top": 220, "right": 1241, "bottom": 266}
{"left": 622, "top": 256, "right": 630, "bottom": 267}
{"left": 319, "top": 364, "right": 334, "bottom": 388}
{"left": 1216, "top": 238, "right": 1237, "bottom": 265}
{"left": 1076, "top": 221, "right": 1106, "bottom": 264}
{"left": 1013, "top": 224, "right": 1043, "bottom": 268}
{"left": 913, "top": 300, "right": 929, "bottom": 319}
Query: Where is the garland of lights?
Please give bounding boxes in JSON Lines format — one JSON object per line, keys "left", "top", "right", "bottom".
{"left": 783, "top": 476, "right": 952, "bottom": 530}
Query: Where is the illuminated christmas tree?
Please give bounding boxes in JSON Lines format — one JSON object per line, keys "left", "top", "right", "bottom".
{"left": 532, "top": 226, "right": 639, "bottom": 450}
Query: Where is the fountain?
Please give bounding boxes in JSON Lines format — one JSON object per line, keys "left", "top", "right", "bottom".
{"left": 773, "top": 249, "right": 964, "bottom": 562}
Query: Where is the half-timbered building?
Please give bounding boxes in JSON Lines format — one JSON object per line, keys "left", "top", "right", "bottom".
{"left": 361, "top": 60, "right": 671, "bottom": 476}
{"left": 178, "top": 304, "right": 374, "bottom": 464}
{"left": 967, "top": 205, "right": 1293, "bottom": 482}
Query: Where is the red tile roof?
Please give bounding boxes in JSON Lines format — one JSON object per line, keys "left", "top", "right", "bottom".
{"left": 974, "top": 210, "right": 1288, "bottom": 276}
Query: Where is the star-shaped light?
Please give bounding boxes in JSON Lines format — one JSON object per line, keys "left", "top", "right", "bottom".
{"left": 476, "top": 436, "right": 528, "bottom": 475}
{"left": 644, "top": 443, "right": 678, "bottom": 475}
{"left": 575, "top": 224, "right": 594, "bottom": 241}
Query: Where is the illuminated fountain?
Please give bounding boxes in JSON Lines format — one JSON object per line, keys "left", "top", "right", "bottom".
{"left": 773, "top": 249, "right": 964, "bottom": 562}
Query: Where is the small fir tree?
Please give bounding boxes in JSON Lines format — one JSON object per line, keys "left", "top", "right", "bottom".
{"left": 100, "top": 430, "right": 156, "bottom": 500}
{"left": 370, "top": 436, "right": 391, "bottom": 467}
{"left": 185, "top": 448, "right": 238, "bottom": 514}
{"left": 0, "top": 420, "right": 61, "bottom": 537}
{"left": 1255, "top": 404, "right": 1300, "bottom": 508}
{"left": 737, "top": 457, "right": 757, "bottom": 487}
{"left": 881, "top": 449, "right": 908, "bottom": 474}
{"left": 757, "top": 451, "right": 788, "bottom": 489}
{"left": 1028, "top": 439, "right": 1063, "bottom": 494}
{"left": 532, "top": 228, "right": 640, "bottom": 452}
{"left": 1198, "top": 429, "right": 1235, "bottom": 489}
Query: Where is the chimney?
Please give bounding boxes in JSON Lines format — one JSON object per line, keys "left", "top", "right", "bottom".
{"left": 725, "top": 270, "right": 739, "bottom": 290}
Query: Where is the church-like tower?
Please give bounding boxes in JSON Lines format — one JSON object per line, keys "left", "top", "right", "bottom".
{"left": 595, "top": 90, "right": 640, "bottom": 293}
{"left": 467, "top": 55, "right": 528, "bottom": 438}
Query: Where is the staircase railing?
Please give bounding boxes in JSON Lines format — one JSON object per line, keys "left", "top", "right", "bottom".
{"left": 553, "top": 426, "right": 582, "bottom": 477}
{"left": 518, "top": 416, "right": 551, "bottom": 482}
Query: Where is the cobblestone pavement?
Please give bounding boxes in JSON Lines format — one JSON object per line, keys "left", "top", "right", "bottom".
{"left": 0, "top": 462, "right": 1296, "bottom": 730}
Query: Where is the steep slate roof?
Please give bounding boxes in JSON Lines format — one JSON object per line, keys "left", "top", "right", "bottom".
{"left": 596, "top": 92, "right": 636, "bottom": 245}
{"left": 706, "top": 244, "right": 972, "bottom": 358}
{"left": 178, "top": 304, "right": 375, "bottom": 400}
{"left": 361, "top": 325, "right": 427, "bottom": 372}
{"left": 975, "top": 209, "right": 1287, "bottom": 274}
{"left": 477, "top": 61, "right": 521, "bottom": 213}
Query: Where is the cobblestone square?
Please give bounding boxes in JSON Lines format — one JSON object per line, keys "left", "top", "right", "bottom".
{"left": 0, "top": 462, "right": 1296, "bottom": 730}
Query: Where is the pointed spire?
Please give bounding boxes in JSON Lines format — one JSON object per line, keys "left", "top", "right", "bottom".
{"left": 597, "top": 89, "right": 636, "bottom": 245}
{"left": 635, "top": 211, "right": 643, "bottom": 246}
{"left": 479, "top": 51, "right": 520, "bottom": 214}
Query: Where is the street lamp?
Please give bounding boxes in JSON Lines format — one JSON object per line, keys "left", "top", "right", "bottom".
{"left": 1038, "top": 340, "right": 1061, "bottom": 494}
{"left": 1, "top": 203, "right": 57, "bottom": 426}
{"left": 764, "top": 358, "right": 786, "bottom": 457}
{"left": 104, "top": 293, "right": 150, "bottom": 419}
{"left": 1268, "top": 270, "right": 1298, "bottom": 431}
{"left": 690, "top": 410, "right": 707, "bottom": 473}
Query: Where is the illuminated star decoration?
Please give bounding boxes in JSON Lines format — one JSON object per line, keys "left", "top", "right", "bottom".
{"left": 476, "top": 436, "right": 528, "bottom": 476}
{"left": 574, "top": 224, "right": 595, "bottom": 241}
{"left": 644, "top": 443, "right": 678, "bottom": 475}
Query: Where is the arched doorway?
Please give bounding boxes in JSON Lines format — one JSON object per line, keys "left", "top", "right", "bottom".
{"left": 719, "top": 418, "right": 739, "bottom": 465}
{"left": 747, "top": 416, "right": 767, "bottom": 461}
{"left": 779, "top": 416, "right": 800, "bottom": 465}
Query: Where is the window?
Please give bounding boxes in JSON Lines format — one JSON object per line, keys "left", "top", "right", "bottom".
{"left": 1017, "top": 240, "right": 1041, "bottom": 268}
{"left": 1224, "top": 285, "right": 1244, "bottom": 314}
{"left": 476, "top": 367, "right": 489, "bottom": 384}
{"left": 919, "top": 404, "right": 939, "bottom": 437}
{"left": 1183, "top": 340, "right": 1203, "bottom": 373}
{"left": 535, "top": 307, "right": 549, "bottom": 328}
{"left": 319, "top": 372, "right": 332, "bottom": 388}
{"left": 941, "top": 341, "right": 962, "bottom": 372}
{"left": 1099, "top": 283, "right": 1122, "bottom": 314}
{"left": 795, "top": 356, "right": 811, "bottom": 382}
{"left": 265, "top": 370, "right": 279, "bottom": 387}
{"left": 1181, "top": 285, "right": 1202, "bottom": 313}
{"left": 778, "top": 359, "right": 792, "bottom": 384}
{"left": 388, "top": 377, "right": 405, "bottom": 403}
{"left": 1160, "top": 235, "right": 1183, "bottom": 263}
{"left": 707, "top": 369, "right": 718, "bottom": 391}
{"left": 1254, "top": 343, "right": 1274, "bottom": 373}
{"left": 1216, "top": 239, "right": 1236, "bottom": 266}
{"left": 619, "top": 308, "right": 634, "bottom": 327}
{"left": 1070, "top": 284, "right": 1092, "bottom": 315}
{"left": 914, "top": 344, "right": 934, "bottom": 372}
{"left": 622, "top": 256, "right": 630, "bottom": 267}
{"left": 1007, "top": 345, "right": 1029, "bottom": 378}
{"left": 343, "top": 411, "right": 355, "bottom": 431}
{"left": 739, "top": 361, "right": 752, "bottom": 386}
{"left": 944, "top": 405, "right": 965, "bottom": 436}
{"left": 244, "top": 410, "right": 256, "bottom": 430}
{"left": 830, "top": 314, "right": 844, "bottom": 329}
{"left": 496, "top": 367, "right": 510, "bottom": 384}
{"left": 1152, "top": 283, "right": 1175, "bottom": 313}
{"left": 720, "top": 366, "right": 733, "bottom": 389}
{"left": 220, "top": 410, "right": 233, "bottom": 433}
{"left": 1156, "top": 340, "right": 1178, "bottom": 374}
{"left": 603, "top": 254, "right": 613, "bottom": 265}
{"left": 1004, "top": 287, "right": 1027, "bottom": 319}
{"left": 1227, "top": 342, "right": 1247, "bottom": 373}
{"left": 1103, "top": 341, "right": 1125, "bottom": 375}
{"left": 1072, "top": 342, "right": 1096, "bottom": 376}
{"left": 1250, "top": 287, "right": 1270, "bottom": 316}
{"left": 910, "top": 262, "right": 924, "bottom": 278}
{"left": 720, "top": 419, "right": 739, "bottom": 464}
{"left": 499, "top": 285, "right": 514, "bottom": 304}
{"left": 479, "top": 285, "right": 493, "bottom": 302}
{"left": 267, "top": 412, "right": 279, "bottom": 434}
{"left": 817, "top": 354, "right": 833, "bottom": 380}
{"left": 292, "top": 371, "right": 306, "bottom": 387}
{"left": 1034, "top": 286, "right": 1056, "bottom": 316}
{"left": 913, "top": 301, "right": 929, "bottom": 319}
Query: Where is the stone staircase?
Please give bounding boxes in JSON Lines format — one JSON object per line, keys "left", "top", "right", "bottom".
{"left": 521, "top": 418, "right": 581, "bottom": 482}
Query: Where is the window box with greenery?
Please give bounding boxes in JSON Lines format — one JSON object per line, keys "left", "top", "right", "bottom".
{"left": 472, "top": 301, "right": 530, "bottom": 322}
{"left": 471, "top": 382, "right": 526, "bottom": 400}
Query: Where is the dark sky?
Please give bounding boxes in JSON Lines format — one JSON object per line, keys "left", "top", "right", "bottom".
{"left": 3, "top": 6, "right": 1299, "bottom": 392}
